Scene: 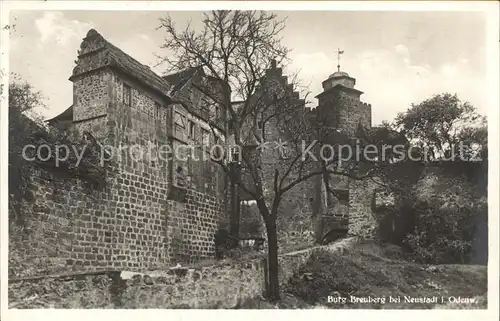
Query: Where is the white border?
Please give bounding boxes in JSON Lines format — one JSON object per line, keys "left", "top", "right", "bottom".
{"left": 1, "top": 1, "right": 498, "bottom": 321}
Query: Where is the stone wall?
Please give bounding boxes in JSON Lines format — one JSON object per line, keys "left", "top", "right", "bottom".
{"left": 277, "top": 237, "right": 356, "bottom": 284}
{"left": 72, "top": 71, "right": 110, "bottom": 121}
{"left": 9, "top": 163, "right": 170, "bottom": 278}
{"left": 165, "top": 190, "right": 226, "bottom": 264}
{"left": 347, "top": 163, "right": 489, "bottom": 250}
{"left": 9, "top": 160, "right": 228, "bottom": 277}
{"left": 413, "top": 165, "right": 488, "bottom": 263}
{"left": 8, "top": 262, "right": 265, "bottom": 309}
{"left": 336, "top": 94, "right": 371, "bottom": 136}
{"left": 9, "top": 66, "right": 229, "bottom": 276}
{"left": 71, "top": 68, "right": 109, "bottom": 138}
{"left": 348, "top": 178, "right": 379, "bottom": 239}
{"left": 109, "top": 70, "right": 228, "bottom": 264}
{"left": 239, "top": 201, "right": 266, "bottom": 239}
{"left": 9, "top": 237, "right": 357, "bottom": 309}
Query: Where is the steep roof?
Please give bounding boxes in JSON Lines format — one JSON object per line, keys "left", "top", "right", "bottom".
{"left": 46, "top": 105, "right": 73, "bottom": 124}
{"left": 70, "top": 29, "right": 172, "bottom": 97}
{"left": 356, "top": 122, "right": 408, "bottom": 145}
{"left": 162, "top": 67, "right": 202, "bottom": 93}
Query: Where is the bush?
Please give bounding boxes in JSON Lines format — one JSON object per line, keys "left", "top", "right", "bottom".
{"left": 8, "top": 79, "right": 108, "bottom": 226}
{"left": 402, "top": 173, "right": 486, "bottom": 264}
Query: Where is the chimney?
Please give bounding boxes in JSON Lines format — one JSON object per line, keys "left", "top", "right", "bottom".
{"left": 271, "top": 59, "right": 277, "bottom": 69}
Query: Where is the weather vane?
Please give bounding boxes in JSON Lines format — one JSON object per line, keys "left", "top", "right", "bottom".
{"left": 336, "top": 47, "right": 344, "bottom": 72}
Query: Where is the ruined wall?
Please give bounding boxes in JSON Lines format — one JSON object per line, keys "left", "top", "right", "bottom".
{"left": 412, "top": 165, "right": 488, "bottom": 263}
{"left": 347, "top": 162, "right": 489, "bottom": 247}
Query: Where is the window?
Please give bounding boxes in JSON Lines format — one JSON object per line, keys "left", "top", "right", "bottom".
{"left": 335, "top": 189, "right": 349, "bottom": 206}
{"left": 154, "top": 102, "right": 161, "bottom": 120}
{"left": 174, "top": 111, "right": 186, "bottom": 136}
{"left": 279, "top": 143, "right": 291, "bottom": 159}
{"left": 212, "top": 137, "right": 222, "bottom": 159}
{"left": 230, "top": 146, "right": 241, "bottom": 163}
{"left": 199, "top": 97, "right": 210, "bottom": 119}
{"left": 257, "top": 120, "right": 265, "bottom": 140}
{"left": 188, "top": 120, "right": 196, "bottom": 139}
{"left": 174, "top": 164, "right": 187, "bottom": 188}
{"left": 202, "top": 128, "right": 210, "bottom": 146}
{"left": 123, "top": 84, "right": 131, "bottom": 106}
{"left": 215, "top": 106, "right": 222, "bottom": 119}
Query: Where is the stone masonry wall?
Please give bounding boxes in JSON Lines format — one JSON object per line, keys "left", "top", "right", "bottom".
{"left": 8, "top": 262, "right": 266, "bottom": 309}
{"left": 336, "top": 94, "right": 371, "bottom": 136}
{"left": 9, "top": 164, "right": 169, "bottom": 278}
{"left": 9, "top": 238, "right": 357, "bottom": 308}
{"left": 348, "top": 178, "right": 380, "bottom": 239}
{"left": 108, "top": 69, "right": 228, "bottom": 265}
{"left": 165, "top": 190, "right": 226, "bottom": 264}
{"left": 250, "top": 66, "right": 316, "bottom": 248}
{"left": 9, "top": 66, "right": 229, "bottom": 276}
{"left": 72, "top": 71, "right": 110, "bottom": 122}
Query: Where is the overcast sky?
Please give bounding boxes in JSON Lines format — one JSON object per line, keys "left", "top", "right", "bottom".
{"left": 9, "top": 10, "right": 487, "bottom": 125}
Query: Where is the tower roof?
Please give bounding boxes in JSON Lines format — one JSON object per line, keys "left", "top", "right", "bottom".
{"left": 315, "top": 83, "right": 363, "bottom": 98}
{"left": 329, "top": 71, "right": 350, "bottom": 78}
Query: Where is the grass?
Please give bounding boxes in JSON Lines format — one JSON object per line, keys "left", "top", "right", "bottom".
{"left": 237, "top": 241, "right": 487, "bottom": 309}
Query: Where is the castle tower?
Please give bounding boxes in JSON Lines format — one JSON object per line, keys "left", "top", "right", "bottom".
{"left": 315, "top": 71, "right": 371, "bottom": 136}
{"left": 312, "top": 68, "right": 375, "bottom": 242}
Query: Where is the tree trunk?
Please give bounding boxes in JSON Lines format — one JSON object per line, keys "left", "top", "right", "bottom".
{"left": 229, "top": 164, "right": 241, "bottom": 240}
{"left": 266, "top": 217, "right": 280, "bottom": 301}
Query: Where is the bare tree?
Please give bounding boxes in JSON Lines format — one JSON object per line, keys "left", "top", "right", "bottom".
{"left": 158, "top": 10, "right": 377, "bottom": 300}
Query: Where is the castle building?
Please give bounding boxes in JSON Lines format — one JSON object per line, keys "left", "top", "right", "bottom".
{"left": 36, "top": 29, "right": 378, "bottom": 272}
{"left": 45, "top": 29, "right": 229, "bottom": 268}
{"left": 233, "top": 60, "right": 378, "bottom": 244}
